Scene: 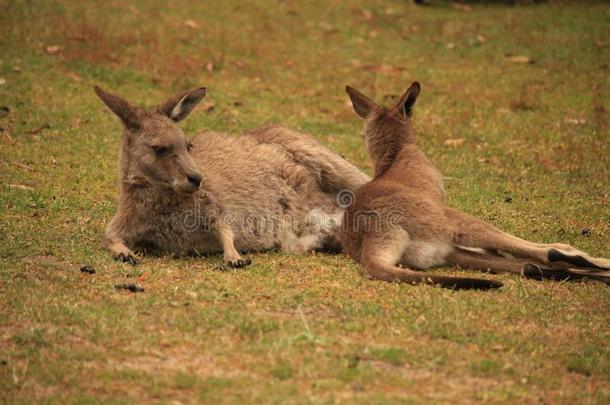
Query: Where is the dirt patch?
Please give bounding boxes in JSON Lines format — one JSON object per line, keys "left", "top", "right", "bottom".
{"left": 106, "top": 348, "right": 248, "bottom": 380}
{"left": 21, "top": 254, "right": 74, "bottom": 269}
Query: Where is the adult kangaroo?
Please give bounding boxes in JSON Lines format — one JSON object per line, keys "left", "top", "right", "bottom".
{"left": 341, "top": 82, "right": 610, "bottom": 289}
{"left": 94, "top": 86, "right": 369, "bottom": 268}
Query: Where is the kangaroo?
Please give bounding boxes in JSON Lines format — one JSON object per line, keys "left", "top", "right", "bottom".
{"left": 341, "top": 81, "right": 610, "bottom": 289}
{"left": 94, "top": 86, "right": 369, "bottom": 268}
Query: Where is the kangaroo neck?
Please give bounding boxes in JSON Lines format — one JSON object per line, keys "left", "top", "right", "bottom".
{"left": 380, "top": 144, "right": 445, "bottom": 198}
{"left": 372, "top": 138, "right": 416, "bottom": 179}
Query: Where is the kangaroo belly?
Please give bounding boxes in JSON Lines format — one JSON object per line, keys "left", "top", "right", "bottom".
{"left": 401, "top": 241, "right": 452, "bottom": 269}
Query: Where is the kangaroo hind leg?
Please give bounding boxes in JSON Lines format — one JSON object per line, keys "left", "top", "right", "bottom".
{"left": 448, "top": 248, "right": 610, "bottom": 284}
{"left": 446, "top": 207, "right": 609, "bottom": 271}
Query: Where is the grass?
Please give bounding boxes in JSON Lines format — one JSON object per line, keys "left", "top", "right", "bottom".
{"left": 1, "top": 0, "right": 609, "bottom": 403}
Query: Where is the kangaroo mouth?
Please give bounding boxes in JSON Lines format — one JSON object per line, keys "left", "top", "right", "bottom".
{"left": 172, "top": 180, "right": 201, "bottom": 194}
{"left": 176, "top": 184, "right": 200, "bottom": 193}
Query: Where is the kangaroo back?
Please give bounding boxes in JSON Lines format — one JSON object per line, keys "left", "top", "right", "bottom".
{"left": 342, "top": 82, "right": 503, "bottom": 290}
{"left": 247, "top": 124, "right": 370, "bottom": 194}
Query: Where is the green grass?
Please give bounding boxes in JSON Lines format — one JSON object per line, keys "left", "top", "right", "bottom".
{"left": 1, "top": 0, "right": 609, "bottom": 403}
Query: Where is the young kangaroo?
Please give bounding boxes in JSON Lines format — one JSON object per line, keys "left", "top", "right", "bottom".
{"left": 95, "top": 86, "right": 369, "bottom": 268}
{"left": 341, "top": 82, "right": 610, "bottom": 289}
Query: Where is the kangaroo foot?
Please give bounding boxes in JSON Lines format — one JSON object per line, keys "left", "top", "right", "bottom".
{"left": 547, "top": 249, "right": 607, "bottom": 271}
{"left": 522, "top": 264, "right": 610, "bottom": 285}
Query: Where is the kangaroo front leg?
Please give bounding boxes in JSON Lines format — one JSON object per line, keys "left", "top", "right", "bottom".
{"left": 103, "top": 231, "right": 139, "bottom": 265}
{"left": 216, "top": 222, "right": 251, "bottom": 269}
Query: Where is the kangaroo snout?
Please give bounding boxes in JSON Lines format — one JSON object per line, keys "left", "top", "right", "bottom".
{"left": 187, "top": 173, "right": 202, "bottom": 189}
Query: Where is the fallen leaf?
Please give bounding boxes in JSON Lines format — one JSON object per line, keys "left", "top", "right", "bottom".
{"left": 4, "top": 183, "right": 33, "bottom": 191}
{"left": 506, "top": 54, "right": 534, "bottom": 64}
{"left": 536, "top": 154, "right": 558, "bottom": 171}
{"left": 65, "top": 71, "right": 82, "bottom": 82}
{"left": 477, "top": 34, "right": 487, "bottom": 43}
{"left": 444, "top": 138, "right": 464, "bottom": 146}
{"left": 480, "top": 156, "right": 500, "bottom": 165}
{"left": 184, "top": 19, "right": 200, "bottom": 29}
{"left": 0, "top": 78, "right": 5, "bottom": 85}
{"left": 382, "top": 94, "right": 399, "bottom": 102}
{"left": 360, "top": 9, "right": 372, "bottom": 21}
{"left": 446, "top": 42, "right": 455, "bottom": 49}
{"left": 510, "top": 100, "right": 535, "bottom": 111}
{"left": 45, "top": 45, "right": 62, "bottom": 55}
{"left": 13, "top": 162, "right": 34, "bottom": 171}
{"left": 205, "top": 62, "right": 214, "bottom": 72}
{"left": 368, "top": 30, "right": 379, "bottom": 38}
{"left": 27, "top": 123, "right": 51, "bottom": 135}
{"left": 363, "top": 64, "right": 405, "bottom": 73}
{"left": 565, "top": 117, "right": 586, "bottom": 125}
{"left": 451, "top": 2, "right": 472, "bottom": 11}
{"left": 201, "top": 101, "right": 215, "bottom": 112}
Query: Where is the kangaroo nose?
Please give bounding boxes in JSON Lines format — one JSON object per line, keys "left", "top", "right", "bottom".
{"left": 187, "top": 174, "right": 202, "bottom": 188}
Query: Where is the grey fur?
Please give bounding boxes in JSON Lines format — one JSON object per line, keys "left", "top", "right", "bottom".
{"left": 342, "top": 82, "right": 610, "bottom": 288}
{"left": 95, "top": 86, "right": 370, "bottom": 267}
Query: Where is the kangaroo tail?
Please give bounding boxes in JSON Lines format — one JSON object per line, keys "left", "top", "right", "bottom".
{"left": 362, "top": 262, "right": 503, "bottom": 290}
{"left": 247, "top": 124, "right": 370, "bottom": 193}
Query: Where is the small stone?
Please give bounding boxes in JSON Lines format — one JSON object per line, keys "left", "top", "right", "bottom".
{"left": 114, "top": 283, "right": 144, "bottom": 293}
{"left": 80, "top": 264, "right": 96, "bottom": 274}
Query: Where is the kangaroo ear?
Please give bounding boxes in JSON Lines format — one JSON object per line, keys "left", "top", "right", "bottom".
{"left": 346, "top": 85, "right": 377, "bottom": 119}
{"left": 396, "top": 82, "right": 421, "bottom": 117}
{"left": 158, "top": 87, "right": 206, "bottom": 122}
{"left": 94, "top": 86, "right": 142, "bottom": 131}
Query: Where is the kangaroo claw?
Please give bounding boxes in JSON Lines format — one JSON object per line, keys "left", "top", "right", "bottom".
{"left": 215, "top": 258, "right": 252, "bottom": 271}
{"left": 114, "top": 252, "right": 140, "bottom": 266}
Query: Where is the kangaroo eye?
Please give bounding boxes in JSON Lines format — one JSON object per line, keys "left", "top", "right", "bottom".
{"left": 151, "top": 145, "right": 170, "bottom": 155}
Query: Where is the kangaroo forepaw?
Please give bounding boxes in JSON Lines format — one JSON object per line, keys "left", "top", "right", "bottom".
{"left": 215, "top": 258, "right": 252, "bottom": 271}
{"left": 113, "top": 252, "right": 140, "bottom": 266}
{"left": 228, "top": 258, "right": 252, "bottom": 268}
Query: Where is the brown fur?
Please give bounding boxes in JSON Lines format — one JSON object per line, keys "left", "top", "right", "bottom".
{"left": 341, "top": 82, "right": 610, "bottom": 289}
{"left": 95, "top": 86, "right": 370, "bottom": 267}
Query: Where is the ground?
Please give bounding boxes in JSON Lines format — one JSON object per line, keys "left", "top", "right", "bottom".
{"left": 0, "top": 0, "right": 609, "bottom": 403}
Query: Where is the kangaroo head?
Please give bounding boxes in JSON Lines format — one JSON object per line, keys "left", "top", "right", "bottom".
{"left": 94, "top": 86, "right": 206, "bottom": 193}
{"left": 345, "top": 82, "right": 420, "bottom": 165}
